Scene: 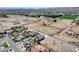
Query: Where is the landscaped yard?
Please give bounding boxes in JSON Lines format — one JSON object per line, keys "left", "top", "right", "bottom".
{"left": 3, "top": 42, "right": 10, "bottom": 48}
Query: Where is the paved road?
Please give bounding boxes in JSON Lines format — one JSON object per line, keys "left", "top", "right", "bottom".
{"left": 0, "top": 38, "right": 4, "bottom": 43}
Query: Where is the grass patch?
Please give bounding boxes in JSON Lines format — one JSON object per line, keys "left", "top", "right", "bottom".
{"left": 3, "top": 42, "right": 10, "bottom": 48}
{"left": 59, "top": 15, "right": 78, "bottom": 20}
{"left": 12, "top": 38, "right": 17, "bottom": 43}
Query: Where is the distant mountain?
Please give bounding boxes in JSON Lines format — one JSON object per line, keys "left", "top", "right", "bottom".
{"left": 0, "top": 7, "right": 79, "bottom": 15}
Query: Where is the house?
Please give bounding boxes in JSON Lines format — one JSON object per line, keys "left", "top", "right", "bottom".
{"left": 23, "top": 31, "right": 30, "bottom": 38}
{"left": 35, "top": 33, "right": 45, "bottom": 41}
{"left": 0, "top": 31, "right": 6, "bottom": 38}
{"left": 23, "top": 40, "right": 30, "bottom": 48}
{"left": 29, "top": 31, "right": 37, "bottom": 37}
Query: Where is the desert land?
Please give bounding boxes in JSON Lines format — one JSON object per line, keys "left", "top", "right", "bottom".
{"left": 0, "top": 7, "right": 79, "bottom": 52}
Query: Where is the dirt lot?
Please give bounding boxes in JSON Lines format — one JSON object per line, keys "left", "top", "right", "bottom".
{"left": 70, "top": 23, "right": 79, "bottom": 33}
{"left": 54, "top": 34, "right": 79, "bottom": 45}
{"left": 41, "top": 36, "right": 77, "bottom": 52}
{"left": 50, "top": 20, "right": 72, "bottom": 29}
{"left": 0, "top": 15, "right": 27, "bottom": 30}
{"left": 25, "top": 23, "right": 60, "bottom": 35}
{"left": 54, "top": 22, "right": 79, "bottom": 47}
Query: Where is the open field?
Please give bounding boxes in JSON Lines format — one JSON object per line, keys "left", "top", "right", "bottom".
{"left": 0, "top": 7, "right": 79, "bottom": 52}
{"left": 25, "top": 23, "right": 61, "bottom": 35}
{"left": 0, "top": 15, "right": 79, "bottom": 52}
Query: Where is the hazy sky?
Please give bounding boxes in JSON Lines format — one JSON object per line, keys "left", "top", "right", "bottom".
{"left": 0, "top": 0, "right": 78, "bottom": 7}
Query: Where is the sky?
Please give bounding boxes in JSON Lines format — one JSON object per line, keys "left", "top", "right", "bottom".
{"left": 0, "top": 0, "right": 79, "bottom": 7}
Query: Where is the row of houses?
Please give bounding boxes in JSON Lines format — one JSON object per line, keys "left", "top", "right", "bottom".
{"left": 0, "top": 26, "right": 45, "bottom": 52}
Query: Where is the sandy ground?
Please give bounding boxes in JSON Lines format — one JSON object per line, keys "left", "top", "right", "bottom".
{"left": 0, "top": 15, "right": 27, "bottom": 30}
{"left": 26, "top": 23, "right": 60, "bottom": 35}
{"left": 0, "top": 15, "right": 79, "bottom": 52}
{"left": 41, "top": 36, "right": 77, "bottom": 52}
{"left": 50, "top": 20, "right": 72, "bottom": 29}
{"left": 70, "top": 24, "right": 79, "bottom": 33}
{"left": 54, "top": 34, "right": 79, "bottom": 44}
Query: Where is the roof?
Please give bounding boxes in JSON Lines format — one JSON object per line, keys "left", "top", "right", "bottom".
{"left": 35, "top": 33, "right": 45, "bottom": 41}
